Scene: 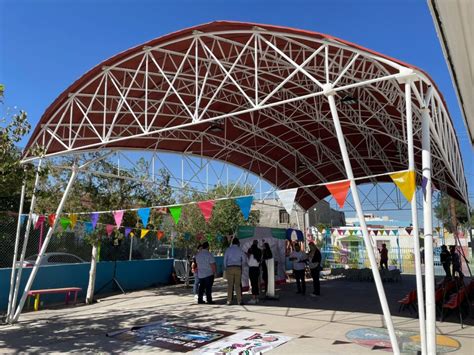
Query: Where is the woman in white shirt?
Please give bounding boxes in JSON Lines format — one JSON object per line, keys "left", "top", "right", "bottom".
{"left": 289, "top": 243, "right": 308, "bottom": 295}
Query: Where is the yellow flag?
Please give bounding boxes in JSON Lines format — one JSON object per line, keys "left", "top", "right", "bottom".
{"left": 69, "top": 214, "right": 78, "bottom": 229}
{"left": 390, "top": 170, "right": 416, "bottom": 202}
{"left": 140, "top": 229, "right": 149, "bottom": 239}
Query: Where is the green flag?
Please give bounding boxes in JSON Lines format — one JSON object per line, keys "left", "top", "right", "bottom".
{"left": 169, "top": 206, "right": 182, "bottom": 225}
{"left": 60, "top": 217, "right": 71, "bottom": 231}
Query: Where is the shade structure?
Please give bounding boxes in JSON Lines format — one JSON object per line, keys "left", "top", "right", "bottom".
{"left": 22, "top": 21, "right": 468, "bottom": 209}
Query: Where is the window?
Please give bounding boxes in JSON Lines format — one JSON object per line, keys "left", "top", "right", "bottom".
{"left": 47, "top": 254, "right": 82, "bottom": 264}
{"left": 279, "top": 209, "right": 290, "bottom": 224}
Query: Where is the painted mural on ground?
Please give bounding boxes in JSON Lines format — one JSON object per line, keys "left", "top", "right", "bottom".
{"left": 106, "top": 321, "right": 233, "bottom": 352}
{"left": 194, "top": 330, "right": 291, "bottom": 354}
{"left": 345, "top": 327, "right": 460, "bottom": 353}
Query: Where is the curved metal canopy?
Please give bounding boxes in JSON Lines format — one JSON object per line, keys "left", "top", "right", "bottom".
{"left": 23, "top": 21, "right": 468, "bottom": 210}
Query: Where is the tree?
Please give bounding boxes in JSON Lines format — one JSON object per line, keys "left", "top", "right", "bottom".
{"left": 434, "top": 194, "right": 472, "bottom": 232}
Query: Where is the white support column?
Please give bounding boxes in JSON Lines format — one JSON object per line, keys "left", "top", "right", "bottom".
{"left": 326, "top": 89, "right": 400, "bottom": 354}
{"left": 8, "top": 159, "right": 42, "bottom": 322}
{"left": 422, "top": 107, "right": 437, "bottom": 354}
{"left": 6, "top": 182, "right": 26, "bottom": 321}
{"left": 405, "top": 82, "right": 427, "bottom": 355}
{"left": 11, "top": 165, "right": 78, "bottom": 323}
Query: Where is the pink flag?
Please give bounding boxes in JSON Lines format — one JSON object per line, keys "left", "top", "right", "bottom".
{"left": 113, "top": 210, "right": 124, "bottom": 229}
{"left": 198, "top": 200, "right": 215, "bottom": 223}
{"left": 34, "top": 215, "right": 46, "bottom": 230}
{"left": 106, "top": 224, "right": 115, "bottom": 237}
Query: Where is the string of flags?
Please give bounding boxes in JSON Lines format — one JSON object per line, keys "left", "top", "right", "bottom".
{"left": 22, "top": 168, "right": 420, "bottom": 240}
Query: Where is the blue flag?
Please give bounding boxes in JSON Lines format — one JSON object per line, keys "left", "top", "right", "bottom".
{"left": 235, "top": 196, "right": 253, "bottom": 220}
{"left": 84, "top": 222, "right": 93, "bottom": 234}
{"left": 137, "top": 208, "right": 151, "bottom": 227}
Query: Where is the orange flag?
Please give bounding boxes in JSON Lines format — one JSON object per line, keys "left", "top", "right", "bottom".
{"left": 325, "top": 180, "right": 351, "bottom": 208}
{"left": 48, "top": 214, "right": 56, "bottom": 227}
{"left": 157, "top": 230, "right": 164, "bottom": 240}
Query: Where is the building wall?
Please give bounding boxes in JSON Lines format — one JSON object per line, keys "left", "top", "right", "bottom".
{"left": 253, "top": 199, "right": 306, "bottom": 229}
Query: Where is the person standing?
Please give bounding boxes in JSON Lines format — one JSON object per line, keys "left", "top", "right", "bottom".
{"left": 191, "top": 244, "right": 202, "bottom": 300}
{"left": 378, "top": 243, "right": 389, "bottom": 270}
{"left": 289, "top": 243, "right": 307, "bottom": 295}
{"left": 247, "top": 240, "right": 262, "bottom": 304}
{"left": 224, "top": 238, "right": 244, "bottom": 305}
{"left": 195, "top": 242, "right": 216, "bottom": 304}
{"left": 440, "top": 245, "right": 451, "bottom": 279}
{"left": 307, "top": 242, "right": 322, "bottom": 297}
{"left": 449, "top": 245, "right": 464, "bottom": 279}
{"left": 262, "top": 242, "right": 273, "bottom": 293}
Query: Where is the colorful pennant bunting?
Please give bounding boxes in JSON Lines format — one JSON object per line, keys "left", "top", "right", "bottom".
{"left": 60, "top": 217, "right": 71, "bottom": 231}
{"left": 235, "top": 196, "right": 253, "bottom": 220}
{"left": 138, "top": 208, "right": 151, "bottom": 227}
{"left": 157, "top": 230, "right": 164, "bottom": 240}
{"left": 393, "top": 229, "right": 399, "bottom": 236}
{"left": 198, "top": 200, "right": 215, "bottom": 223}
{"left": 374, "top": 230, "right": 379, "bottom": 236}
{"left": 20, "top": 215, "right": 27, "bottom": 226}
{"left": 113, "top": 210, "right": 124, "bottom": 229}
{"left": 91, "top": 212, "right": 99, "bottom": 229}
{"left": 405, "top": 227, "right": 413, "bottom": 236}
{"left": 276, "top": 188, "right": 298, "bottom": 214}
{"left": 48, "top": 214, "right": 56, "bottom": 227}
{"left": 125, "top": 227, "right": 132, "bottom": 238}
{"left": 169, "top": 206, "right": 182, "bottom": 225}
{"left": 390, "top": 171, "right": 416, "bottom": 202}
{"left": 140, "top": 229, "right": 149, "bottom": 239}
{"left": 106, "top": 224, "right": 115, "bottom": 236}
{"left": 34, "top": 215, "right": 45, "bottom": 230}
{"left": 184, "top": 232, "right": 191, "bottom": 241}
{"left": 69, "top": 213, "right": 78, "bottom": 229}
{"left": 84, "top": 222, "right": 93, "bottom": 234}
{"left": 325, "top": 180, "right": 350, "bottom": 208}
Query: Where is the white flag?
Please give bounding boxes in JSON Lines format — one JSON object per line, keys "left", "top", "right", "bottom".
{"left": 276, "top": 188, "right": 298, "bottom": 214}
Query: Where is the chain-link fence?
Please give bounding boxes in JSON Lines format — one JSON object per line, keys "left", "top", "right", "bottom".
{"left": 0, "top": 212, "right": 184, "bottom": 268}
{"left": 321, "top": 245, "right": 471, "bottom": 276}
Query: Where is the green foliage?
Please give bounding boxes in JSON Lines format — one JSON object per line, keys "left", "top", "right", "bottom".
{"left": 174, "top": 184, "right": 259, "bottom": 253}
{"left": 434, "top": 194, "right": 472, "bottom": 232}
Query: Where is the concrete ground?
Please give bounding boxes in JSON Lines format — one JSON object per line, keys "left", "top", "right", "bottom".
{"left": 0, "top": 275, "right": 472, "bottom": 354}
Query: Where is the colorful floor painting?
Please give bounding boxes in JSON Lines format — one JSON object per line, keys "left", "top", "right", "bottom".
{"left": 194, "top": 330, "right": 291, "bottom": 354}
{"left": 345, "top": 327, "right": 461, "bottom": 353}
{"left": 106, "top": 321, "right": 233, "bottom": 352}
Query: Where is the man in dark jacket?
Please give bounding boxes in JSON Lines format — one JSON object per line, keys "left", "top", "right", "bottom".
{"left": 440, "top": 245, "right": 451, "bottom": 279}
{"left": 449, "top": 245, "right": 463, "bottom": 278}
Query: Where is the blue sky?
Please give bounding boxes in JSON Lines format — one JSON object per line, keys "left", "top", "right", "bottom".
{"left": 1, "top": 0, "right": 472, "bottom": 222}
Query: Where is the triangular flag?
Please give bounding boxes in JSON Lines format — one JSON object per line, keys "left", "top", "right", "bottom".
{"left": 130, "top": 231, "right": 135, "bottom": 238}
{"left": 276, "top": 188, "right": 298, "bottom": 214}
{"left": 374, "top": 230, "right": 379, "bottom": 236}
{"left": 125, "top": 227, "right": 132, "bottom": 238}
{"left": 349, "top": 230, "right": 354, "bottom": 236}
{"left": 140, "top": 229, "right": 149, "bottom": 239}
{"left": 421, "top": 176, "right": 428, "bottom": 200}
{"left": 69, "top": 214, "right": 78, "bottom": 229}
{"left": 405, "top": 227, "right": 413, "bottom": 235}
{"left": 106, "top": 224, "right": 115, "bottom": 236}
{"left": 91, "top": 212, "right": 99, "bottom": 229}
{"left": 48, "top": 214, "right": 56, "bottom": 227}
{"left": 196, "top": 232, "right": 204, "bottom": 241}
{"left": 338, "top": 229, "right": 344, "bottom": 236}
{"left": 325, "top": 180, "right": 350, "bottom": 208}
{"left": 60, "top": 217, "right": 71, "bottom": 231}
{"left": 84, "top": 222, "right": 93, "bottom": 234}
{"left": 157, "top": 230, "right": 164, "bottom": 240}
{"left": 435, "top": 227, "right": 441, "bottom": 233}
{"left": 390, "top": 170, "right": 416, "bottom": 202}
{"left": 393, "top": 229, "right": 399, "bottom": 236}
{"left": 184, "top": 232, "right": 191, "bottom": 241}
{"left": 20, "top": 215, "right": 27, "bottom": 226}
{"left": 169, "top": 206, "right": 182, "bottom": 225}
{"left": 113, "top": 210, "right": 124, "bottom": 229}
{"left": 34, "top": 215, "right": 45, "bottom": 230}
{"left": 235, "top": 196, "right": 253, "bottom": 220}
{"left": 137, "top": 208, "right": 151, "bottom": 227}
{"left": 198, "top": 200, "right": 215, "bottom": 223}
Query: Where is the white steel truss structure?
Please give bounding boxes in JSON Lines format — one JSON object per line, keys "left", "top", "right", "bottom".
{"left": 10, "top": 22, "right": 469, "bottom": 354}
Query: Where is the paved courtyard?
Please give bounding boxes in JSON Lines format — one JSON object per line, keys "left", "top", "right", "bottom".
{"left": 0, "top": 276, "right": 472, "bottom": 354}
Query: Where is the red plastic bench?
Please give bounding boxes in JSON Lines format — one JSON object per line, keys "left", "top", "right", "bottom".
{"left": 398, "top": 290, "right": 417, "bottom": 313}
{"left": 27, "top": 287, "right": 82, "bottom": 311}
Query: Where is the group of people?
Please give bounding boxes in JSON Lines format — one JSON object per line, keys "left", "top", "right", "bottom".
{"left": 191, "top": 238, "right": 323, "bottom": 305}
{"left": 224, "top": 238, "right": 273, "bottom": 305}
{"left": 289, "top": 242, "right": 322, "bottom": 297}
{"left": 440, "top": 244, "right": 464, "bottom": 279}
